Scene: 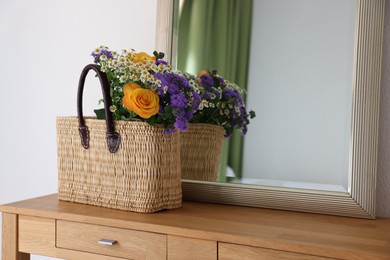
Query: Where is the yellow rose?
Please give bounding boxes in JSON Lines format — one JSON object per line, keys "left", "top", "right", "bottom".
{"left": 133, "top": 52, "right": 156, "bottom": 63}
{"left": 198, "top": 70, "right": 209, "bottom": 77}
{"left": 122, "top": 83, "right": 159, "bottom": 119}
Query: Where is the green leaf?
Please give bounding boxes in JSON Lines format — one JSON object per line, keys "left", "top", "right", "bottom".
{"left": 94, "top": 108, "right": 106, "bottom": 119}
{"left": 146, "top": 116, "right": 157, "bottom": 126}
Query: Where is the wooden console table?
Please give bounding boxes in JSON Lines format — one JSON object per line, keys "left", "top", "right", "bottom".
{"left": 1, "top": 194, "right": 390, "bottom": 259}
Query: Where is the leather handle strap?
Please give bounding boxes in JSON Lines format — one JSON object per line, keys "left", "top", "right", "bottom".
{"left": 77, "top": 64, "right": 121, "bottom": 153}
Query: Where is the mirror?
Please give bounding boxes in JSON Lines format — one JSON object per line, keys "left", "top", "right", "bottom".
{"left": 156, "top": 0, "right": 385, "bottom": 218}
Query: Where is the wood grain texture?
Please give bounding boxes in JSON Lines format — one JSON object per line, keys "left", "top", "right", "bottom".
{"left": 2, "top": 213, "right": 30, "bottom": 260}
{"left": 219, "top": 243, "right": 331, "bottom": 260}
{"left": 1, "top": 194, "right": 390, "bottom": 259}
{"left": 18, "top": 215, "right": 56, "bottom": 256}
{"left": 168, "top": 235, "right": 217, "bottom": 260}
{"left": 57, "top": 220, "right": 166, "bottom": 260}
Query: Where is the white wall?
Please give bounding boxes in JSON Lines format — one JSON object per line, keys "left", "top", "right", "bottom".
{"left": 243, "top": 0, "right": 356, "bottom": 189}
{"left": 0, "top": 0, "right": 157, "bottom": 259}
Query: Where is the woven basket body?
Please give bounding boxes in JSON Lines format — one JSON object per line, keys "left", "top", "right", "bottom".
{"left": 57, "top": 117, "right": 181, "bottom": 213}
{"left": 180, "top": 124, "right": 225, "bottom": 182}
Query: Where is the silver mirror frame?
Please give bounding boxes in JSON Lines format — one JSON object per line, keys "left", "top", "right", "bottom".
{"left": 156, "top": 0, "right": 385, "bottom": 218}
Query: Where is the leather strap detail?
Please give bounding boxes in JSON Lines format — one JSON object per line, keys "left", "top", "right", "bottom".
{"left": 106, "top": 132, "right": 121, "bottom": 153}
{"left": 78, "top": 126, "right": 90, "bottom": 149}
{"left": 77, "top": 64, "right": 121, "bottom": 153}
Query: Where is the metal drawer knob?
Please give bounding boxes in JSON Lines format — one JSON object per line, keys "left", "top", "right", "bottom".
{"left": 98, "top": 239, "right": 117, "bottom": 245}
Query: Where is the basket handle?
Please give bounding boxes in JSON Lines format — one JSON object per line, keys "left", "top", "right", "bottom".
{"left": 77, "top": 64, "right": 121, "bottom": 153}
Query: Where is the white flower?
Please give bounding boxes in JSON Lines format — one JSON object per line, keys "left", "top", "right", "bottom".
{"left": 119, "top": 76, "right": 126, "bottom": 83}
{"left": 100, "top": 55, "right": 107, "bottom": 61}
{"left": 109, "top": 105, "right": 117, "bottom": 112}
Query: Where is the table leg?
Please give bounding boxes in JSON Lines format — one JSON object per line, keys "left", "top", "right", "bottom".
{"left": 2, "top": 213, "right": 30, "bottom": 260}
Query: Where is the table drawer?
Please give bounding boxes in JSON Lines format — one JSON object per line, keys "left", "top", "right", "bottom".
{"left": 219, "top": 243, "right": 332, "bottom": 260}
{"left": 56, "top": 220, "right": 166, "bottom": 260}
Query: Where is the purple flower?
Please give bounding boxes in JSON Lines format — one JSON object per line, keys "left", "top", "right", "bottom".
{"left": 170, "top": 93, "right": 188, "bottom": 109}
{"left": 173, "top": 109, "right": 185, "bottom": 118}
{"left": 91, "top": 49, "right": 113, "bottom": 62}
{"left": 156, "top": 59, "right": 168, "bottom": 66}
{"left": 223, "top": 89, "right": 243, "bottom": 105}
{"left": 154, "top": 73, "right": 190, "bottom": 93}
{"left": 100, "top": 49, "right": 113, "bottom": 59}
{"left": 202, "top": 91, "right": 212, "bottom": 101}
{"left": 184, "top": 110, "right": 193, "bottom": 120}
{"left": 167, "top": 83, "right": 180, "bottom": 94}
{"left": 172, "top": 74, "right": 190, "bottom": 89}
{"left": 163, "top": 128, "right": 175, "bottom": 134}
{"left": 200, "top": 74, "right": 214, "bottom": 88}
{"left": 191, "top": 92, "right": 201, "bottom": 110}
{"left": 155, "top": 86, "right": 165, "bottom": 97}
{"left": 215, "top": 76, "right": 224, "bottom": 85}
{"left": 241, "top": 125, "right": 248, "bottom": 135}
{"left": 174, "top": 117, "right": 188, "bottom": 131}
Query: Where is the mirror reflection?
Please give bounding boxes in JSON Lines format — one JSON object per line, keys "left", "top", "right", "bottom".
{"left": 175, "top": 0, "right": 357, "bottom": 192}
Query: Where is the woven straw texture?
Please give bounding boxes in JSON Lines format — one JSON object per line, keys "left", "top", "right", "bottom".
{"left": 57, "top": 117, "right": 181, "bottom": 213}
{"left": 180, "top": 124, "right": 225, "bottom": 182}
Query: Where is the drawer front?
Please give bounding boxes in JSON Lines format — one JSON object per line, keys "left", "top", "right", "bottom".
{"left": 168, "top": 235, "right": 217, "bottom": 260}
{"left": 57, "top": 220, "right": 166, "bottom": 260}
{"left": 219, "top": 243, "right": 332, "bottom": 260}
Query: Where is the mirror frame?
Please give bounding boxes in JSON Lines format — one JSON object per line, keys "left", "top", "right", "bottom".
{"left": 156, "top": 0, "right": 385, "bottom": 218}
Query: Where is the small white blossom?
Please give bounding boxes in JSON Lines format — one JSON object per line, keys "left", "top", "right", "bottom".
{"left": 109, "top": 105, "right": 117, "bottom": 112}
{"left": 119, "top": 76, "right": 126, "bottom": 83}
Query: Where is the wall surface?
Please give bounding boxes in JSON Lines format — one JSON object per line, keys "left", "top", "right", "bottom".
{"left": 0, "top": 1, "right": 389, "bottom": 260}
{"left": 0, "top": 0, "right": 157, "bottom": 259}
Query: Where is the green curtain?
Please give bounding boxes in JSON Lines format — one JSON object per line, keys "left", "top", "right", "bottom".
{"left": 177, "top": 0, "right": 253, "bottom": 181}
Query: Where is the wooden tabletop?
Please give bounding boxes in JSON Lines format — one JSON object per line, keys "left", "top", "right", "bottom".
{"left": 1, "top": 194, "right": 390, "bottom": 259}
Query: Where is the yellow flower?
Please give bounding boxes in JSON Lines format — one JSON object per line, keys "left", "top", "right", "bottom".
{"left": 122, "top": 83, "right": 159, "bottom": 119}
{"left": 133, "top": 52, "right": 156, "bottom": 63}
{"left": 198, "top": 70, "right": 209, "bottom": 77}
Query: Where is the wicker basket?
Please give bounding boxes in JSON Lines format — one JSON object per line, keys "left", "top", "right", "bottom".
{"left": 56, "top": 64, "right": 181, "bottom": 213}
{"left": 180, "top": 123, "right": 225, "bottom": 182}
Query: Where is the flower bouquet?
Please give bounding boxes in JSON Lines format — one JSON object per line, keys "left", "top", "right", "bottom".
{"left": 180, "top": 69, "right": 255, "bottom": 181}
{"left": 57, "top": 46, "right": 202, "bottom": 213}
{"left": 91, "top": 47, "right": 200, "bottom": 133}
